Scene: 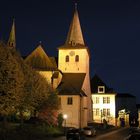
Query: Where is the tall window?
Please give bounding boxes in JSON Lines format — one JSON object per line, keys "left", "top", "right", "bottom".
{"left": 103, "top": 108, "right": 106, "bottom": 116}
{"left": 93, "top": 97, "right": 99, "bottom": 104}
{"left": 103, "top": 97, "right": 110, "bottom": 104}
{"left": 107, "top": 97, "right": 110, "bottom": 103}
{"left": 67, "top": 97, "right": 73, "bottom": 105}
{"left": 103, "top": 97, "right": 107, "bottom": 104}
{"left": 96, "top": 97, "right": 99, "bottom": 104}
{"left": 65, "top": 55, "right": 69, "bottom": 62}
{"left": 107, "top": 109, "right": 110, "bottom": 116}
{"left": 75, "top": 55, "right": 79, "bottom": 62}
{"left": 103, "top": 108, "right": 110, "bottom": 116}
{"left": 93, "top": 108, "right": 99, "bottom": 116}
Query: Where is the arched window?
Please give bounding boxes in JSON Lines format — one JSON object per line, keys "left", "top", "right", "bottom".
{"left": 65, "top": 55, "right": 69, "bottom": 62}
{"left": 75, "top": 55, "right": 79, "bottom": 62}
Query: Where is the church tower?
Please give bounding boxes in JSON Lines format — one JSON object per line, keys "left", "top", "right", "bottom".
{"left": 7, "top": 20, "right": 16, "bottom": 48}
{"left": 58, "top": 4, "right": 92, "bottom": 123}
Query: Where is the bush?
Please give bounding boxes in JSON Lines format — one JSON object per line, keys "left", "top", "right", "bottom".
{"left": 57, "top": 113, "right": 64, "bottom": 128}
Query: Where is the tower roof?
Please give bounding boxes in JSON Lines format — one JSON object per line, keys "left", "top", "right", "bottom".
{"left": 65, "top": 4, "right": 85, "bottom": 46}
{"left": 7, "top": 20, "right": 16, "bottom": 48}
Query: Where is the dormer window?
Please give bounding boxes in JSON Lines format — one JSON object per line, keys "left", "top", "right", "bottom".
{"left": 65, "top": 55, "right": 69, "bottom": 62}
{"left": 75, "top": 55, "right": 79, "bottom": 62}
{"left": 98, "top": 86, "right": 105, "bottom": 93}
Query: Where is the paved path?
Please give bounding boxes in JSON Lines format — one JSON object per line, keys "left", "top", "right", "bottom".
{"left": 47, "top": 127, "right": 128, "bottom": 140}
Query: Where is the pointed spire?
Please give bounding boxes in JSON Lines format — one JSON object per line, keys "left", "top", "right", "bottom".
{"left": 65, "top": 3, "right": 85, "bottom": 46}
{"left": 7, "top": 19, "right": 16, "bottom": 48}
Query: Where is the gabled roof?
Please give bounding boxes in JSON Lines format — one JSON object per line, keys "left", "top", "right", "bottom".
{"left": 58, "top": 73, "right": 86, "bottom": 96}
{"left": 90, "top": 74, "right": 114, "bottom": 93}
{"left": 24, "top": 44, "right": 57, "bottom": 70}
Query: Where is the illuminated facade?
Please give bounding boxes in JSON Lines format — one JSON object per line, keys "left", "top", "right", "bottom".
{"left": 91, "top": 75, "right": 116, "bottom": 125}
{"left": 91, "top": 74, "right": 137, "bottom": 126}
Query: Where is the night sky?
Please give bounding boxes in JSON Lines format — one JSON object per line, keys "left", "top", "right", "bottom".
{"left": 0, "top": 0, "right": 140, "bottom": 102}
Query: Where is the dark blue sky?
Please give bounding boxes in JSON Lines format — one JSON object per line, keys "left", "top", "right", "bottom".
{"left": 0, "top": 0, "right": 140, "bottom": 102}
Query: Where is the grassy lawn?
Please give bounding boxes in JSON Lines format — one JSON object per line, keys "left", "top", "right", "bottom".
{"left": 0, "top": 122, "right": 64, "bottom": 140}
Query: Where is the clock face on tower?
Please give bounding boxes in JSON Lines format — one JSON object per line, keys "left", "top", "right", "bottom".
{"left": 69, "top": 51, "right": 75, "bottom": 56}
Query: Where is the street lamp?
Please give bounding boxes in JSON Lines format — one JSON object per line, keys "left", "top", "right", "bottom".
{"left": 63, "top": 114, "right": 67, "bottom": 135}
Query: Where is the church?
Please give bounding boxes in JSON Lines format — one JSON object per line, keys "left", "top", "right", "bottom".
{"left": 6, "top": 4, "right": 137, "bottom": 128}
{"left": 7, "top": 6, "right": 93, "bottom": 128}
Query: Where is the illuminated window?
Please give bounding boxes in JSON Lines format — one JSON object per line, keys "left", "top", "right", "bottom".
{"left": 67, "top": 97, "right": 73, "bottom": 105}
{"left": 75, "top": 55, "right": 79, "bottom": 62}
{"left": 98, "top": 86, "right": 105, "bottom": 93}
{"left": 65, "top": 55, "right": 69, "bottom": 62}
{"left": 107, "top": 109, "right": 110, "bottom": 116}
{"left": 103, "top": 108, "right": 106, "bottom": 116}
{"left": 93, "top": 108, "right": 99, "bottom": 116}
{"left": 96, "top": 97, "right": 99, "bottom": 104}
{"left": 103, "top": 108, "right": 110, "bottom": 116}
{"left": 107, "top": 97, "right": 110, "bottom": 103}
{"left": 103, "top": 97, "right": 107, "bottom": 104}
{"left": 103, "top": 97, "right": 110, "bottom": 104}
{"left": 93, "top": 97, "right": 99, "bottom": 104}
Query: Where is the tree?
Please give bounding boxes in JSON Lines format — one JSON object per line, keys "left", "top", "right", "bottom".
{"left": 0, "top": 41, "right": 24, "bottom": 126}
{"left": 0, "top": 42, "right": 59, "bottom": 126}
{"left": 11, "top": 48, "right": 59, "bottom": 124}
{"left": 38, "top": 90, "right": 59, "bottom": 126}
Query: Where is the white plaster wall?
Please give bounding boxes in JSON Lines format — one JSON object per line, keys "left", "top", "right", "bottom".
{"left": 58, "top": 95, "right": 87, "bottom": 128}
{"left": 92, "top": 94, "right": 116, "bottom": 125}
{"left": 58, "top": 49, "right": 89, "bottom": 73}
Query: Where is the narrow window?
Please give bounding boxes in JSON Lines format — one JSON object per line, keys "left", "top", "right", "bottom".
{"left": 103, "top": 97, "right": 107, "bottom": 104}
{"left": 96, "top": 97, "right": 99, "bottom": 104}
{"left": 107, "top": 97, "right": 110, "bottom": 103}
{"left": 75, "top": 55, "right": 79, "bottom": 62}
{"left": 107, "top": 109, "right": 110, "bottom": 116}
{"left": 65, "top": 55, "right": 69, "bottom": 62}
{"left": 67, "top": 97, "right": 73, "bottom": 105}
{"left": 103, "top": 108, "right": 106, "bottom": 116}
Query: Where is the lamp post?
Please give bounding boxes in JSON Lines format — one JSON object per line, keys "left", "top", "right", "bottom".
{"left": 63, "top": 114, "right": 67, "bottom": 135}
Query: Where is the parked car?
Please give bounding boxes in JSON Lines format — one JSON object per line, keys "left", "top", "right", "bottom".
{"left": 66, "top": 128, "right": 86, "bottom": 140}
{"left": 124, "top": 133, "right": 140, "bottom": 140}
{"left": 83, "top": 126, "right": 96, "bottom": 136}
{"left": 129, "top": 127, "right": 140, "bottom": 134}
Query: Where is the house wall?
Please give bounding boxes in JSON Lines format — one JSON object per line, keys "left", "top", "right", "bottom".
{"left": 92, "top": 93, "right": 116, "bottom": 126}
{"left": 59, "top": 95, "right": 87, "bottom": 128}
